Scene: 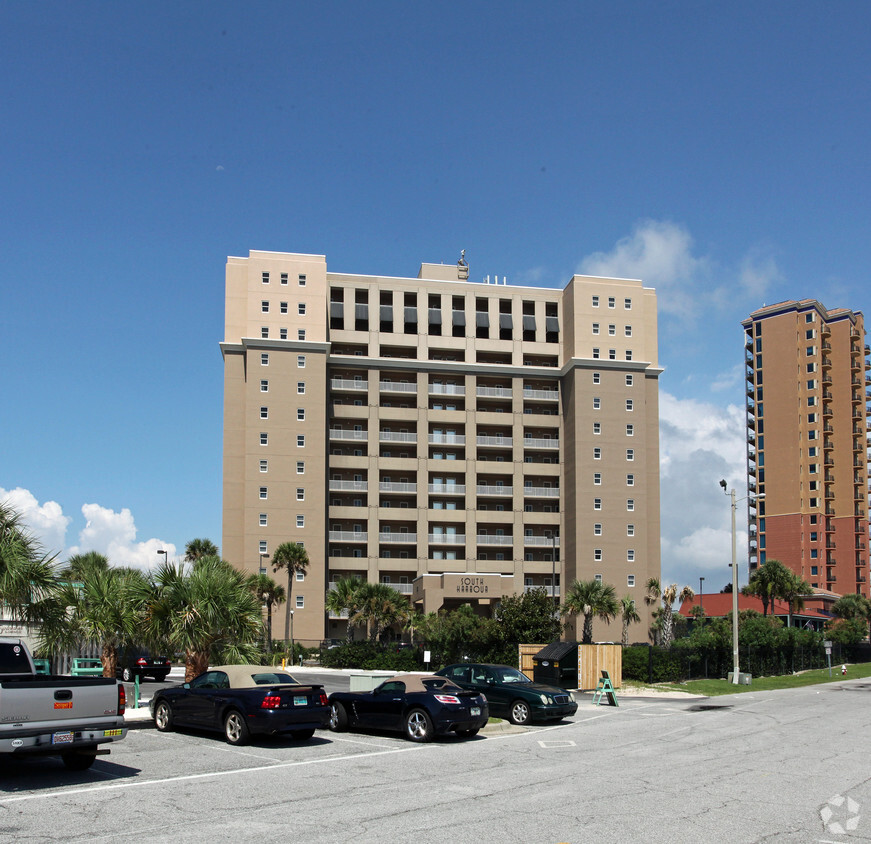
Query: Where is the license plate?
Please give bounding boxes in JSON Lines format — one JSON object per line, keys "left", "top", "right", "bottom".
{"left": 470, "top": 707, "right": 481, "bottom": 716}
{"left": 52, "top": 731, "right": 74, "bottom": 745}
{"left": 293, "top": 696, "right": 307, "bottom": 706}
{"left": 53, "top": 702, "right": 73, "bottom": 709}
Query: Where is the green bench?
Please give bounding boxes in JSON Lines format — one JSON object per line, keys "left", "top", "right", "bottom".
{"left": 71, "top": 658, "right": 103, "bottom": 676}
{"left": 32, "top": 659, "right": 50, "bottom": 675}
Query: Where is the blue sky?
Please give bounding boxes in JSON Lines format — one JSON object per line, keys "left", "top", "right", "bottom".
{"left": 2, "top": 2, "right": 869, "bottom": 591}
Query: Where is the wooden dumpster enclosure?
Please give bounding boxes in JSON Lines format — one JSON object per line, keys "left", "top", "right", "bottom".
{"left": 519, "top": 643, "right": 622, "bottom": 690}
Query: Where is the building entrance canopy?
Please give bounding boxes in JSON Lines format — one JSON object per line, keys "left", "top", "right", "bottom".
{"left": 412, "top": 572, "right": 516, "bottom": 613}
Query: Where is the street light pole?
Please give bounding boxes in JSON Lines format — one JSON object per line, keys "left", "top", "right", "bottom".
{"left": 730, "top": 486, "right": 739, "bottom": 684}
{"left": 699, "top": 576, "right": 704, "bottom": 620}
{"left": 290, "top": 610, "right": 295, "bottom": 666}
{"left": 157, "top": 549, "right": 168, "bottom": 568}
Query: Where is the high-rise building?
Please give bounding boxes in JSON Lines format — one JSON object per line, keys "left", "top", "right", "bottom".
{"left": 221, "top": 250, "right": 662, "bottom": 644}
{"left": 742, "top": 300, "right": 871, "bottom": 594}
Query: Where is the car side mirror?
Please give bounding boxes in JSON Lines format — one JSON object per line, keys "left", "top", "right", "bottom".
{"left": 183, "top": 683, "right": 190, "bottom": 689}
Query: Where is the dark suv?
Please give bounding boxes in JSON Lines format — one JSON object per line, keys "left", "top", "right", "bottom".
{"left": 115, "top": 649, "right": 172, "bottom": 682}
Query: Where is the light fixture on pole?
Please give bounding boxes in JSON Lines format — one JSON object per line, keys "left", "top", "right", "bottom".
{"left": 157, "top": 549, "right": 168, "bottom": 567}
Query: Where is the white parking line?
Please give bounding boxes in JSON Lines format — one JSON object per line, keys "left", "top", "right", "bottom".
{"left": 0, "top": 745, "right": 426, "bottom": 805}
{"left": 537, "top": 740, "right": 576, "bottom": 748}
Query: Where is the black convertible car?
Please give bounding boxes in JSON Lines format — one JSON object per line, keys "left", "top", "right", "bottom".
{"left": 150, "top": 665, "right": 330, "bottom": 745}
{"left": 328, "top": 674, "right": 489, "bottom": 742}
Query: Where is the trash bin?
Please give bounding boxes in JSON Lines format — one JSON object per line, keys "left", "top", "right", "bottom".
{"left": 532, "top": 641, "right": 579, "bottom": 690}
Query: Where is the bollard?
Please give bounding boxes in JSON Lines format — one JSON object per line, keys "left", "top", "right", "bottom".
{"left": 134, "top": 674, "right": 141, "bottom": 708}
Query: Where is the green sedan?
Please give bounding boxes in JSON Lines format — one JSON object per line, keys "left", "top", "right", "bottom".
{"left": 436, "top": 663, "right": 578, "bottom": 725}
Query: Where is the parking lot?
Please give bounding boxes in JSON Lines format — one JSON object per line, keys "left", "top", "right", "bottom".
{"left": 2, "top": 676, "right": 871, "bottom": 842}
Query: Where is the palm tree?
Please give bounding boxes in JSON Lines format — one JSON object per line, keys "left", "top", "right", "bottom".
{"left": 147, "top": 555, "right": 262, "bottom": 681}
{"left": 781, "top": 572, "right": 814, "bottom": 628}
{"left": 246, "top": 573, "right": 286, "bottom": 653}
{"left": 645, "top": 578, "right": 694, "bottom": 647}
{"left": 271, "top": 542, "right": 309, "bottom": 644}
{"left": 59, "top": 551, "right": 109, "bottom": 581}
{"left": 184, "top": 538, "right": 219, "bottom": 563}
{"left": 833, "top": 593, "right": 871, "bottom": 641}
{"left": 349, "top": 582, "right": 410, "bottom": 641}
{"left": 39, "top": 566, "right": 150, "bottom": 677}
{"left": 562, "top": 579, "right": 619, "bottom": 644}
{"left": 742, "top": 559, "right": 792, "bottom": 616}
{"left": 324, "top": 577, "right": 363, "bottom": 641}
{"left": 0, "top": 500, "right": 58, "bottom": 624}
{"left": 619, "top": 595, "right": 641, "bottom": 646}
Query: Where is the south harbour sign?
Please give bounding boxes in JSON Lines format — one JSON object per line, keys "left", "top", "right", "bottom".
{"left": 456, "top": 577, "right": 489, "bottom": 595}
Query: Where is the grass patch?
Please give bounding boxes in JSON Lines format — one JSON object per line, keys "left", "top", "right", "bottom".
{"left": 646, "top": 661, "right": 871, "bottom": 697}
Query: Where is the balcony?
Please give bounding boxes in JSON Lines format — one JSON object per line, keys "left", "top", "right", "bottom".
{"left": 476, "top": 535, "right": 513, "bottom": 545}
{"left": 330, "top": 378, "right": 368, "bottom": 391}
{"left": 477, "top": 435, "right": 513, "bottom": 447}
{"left": 523, "top": 535, "right": 561, "bottom": 547}
{"left": 477, "top": 386, "right": 513, "bottom": 398}
{"left": 329, "top": 480, "right": 368, "bottom": 492}
{"left": 380, "top": 431, "right": 417, "bottom": 443}
{"left": 428, "top": 483, "right": 465, "bottom": 495}
{"left": 523, "top": 437, "right": 560, "bottom": 449}
{"left": 379, "top": 482, "right": 417, "bottom": 493}
{"left": 429, "top": 383, "right": 465, "bottom": 396}
{"left": 378, "top": 532, "right": 417, "bottom": 543}
{"left": 329, "top": 429, "right": 368, "bottom": 441}
{"left": 476, "top": 485, "right": 513, "bottom": 496}
{"left": 523, "top": 387, "right": 559, "bottom": 401}
{"left": 524, "top": 585, "right": 560, "bottom": 596}
{"left": 523, "top": 486, "right": 560, "bottom": 497}
{"left": 329, "top": 531, "right": 368, "bottom": 542}
{"left": 429, "top": 433, "right": 466, "bottom": 445}
{"left": 428, "top": 534, "right": 466, "bottom": 544}
{"left": 379, "top": 381, "right": 417, "bottom": 394}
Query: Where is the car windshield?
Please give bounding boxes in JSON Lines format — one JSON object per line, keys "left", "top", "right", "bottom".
{"left": 494, "top": 667, "right": 532, "bottom": 684}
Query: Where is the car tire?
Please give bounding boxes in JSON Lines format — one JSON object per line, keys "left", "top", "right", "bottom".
{"left": 61, "top": 750, "right": 97, "bottom": 771}
{"left": 508, "top": 700, "right": 532, "bottom": 725}
{"left": 290, "top": 728, "right": 315, "bottom": 740}
{"left": 329, "top": 702, "right": 348, "bottom": 732}
{"left": 154, "top": 672, "right": 169, "bottom": 683}
{"left": 154, "top": 700, "right": 174, "bottom": 732}
{"left": 456, "top": 728, "right": 479, "bottom": 738}
{"left": 224, "top": 709, "right": 250, "bottom": 746}
{"left": 404, "top": 708, "right": 434, "bottom": 743}
{"left": 122, "top": 667, "right": 133, "bottom": 682}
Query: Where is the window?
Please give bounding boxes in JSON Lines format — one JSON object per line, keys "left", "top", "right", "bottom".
{"left": 280, "top": 302, "right": 288, "bottom": 314}
{"left": 626, "top": 424, "right": 634, "bottom": 436}
{"left": 625, "top": 350, "right": 633, "bottom": 361}
{"left": 608, "top": 297, "right": 615, "bottom": 308}
{"left": 593, "top": 473, "right": 602, "bottom": 485}
{"left": 624, "top": 298, "right": 632, "bottom": 310}
{"left": 625, "top": 325, "right": 632, "bottom": 337}
{"left": 259, "top": 487, "right": 267, "bottom": 499}
{"left": 594, "top": 447, "right": 602, "bottom": 460}
{"left": 297, "top": 382, "right": 305, "bottom": 394}
{"left": 297, "top": 435, "right": 305, "bottom": 447}
{"left": 808, "top": 413, "right": 817, "bottom": 423}
{"left": 260, "top": 432, "right": 268, "bottom": 446}
{"left": 626, "top": 399, "right": 634, "bottom": 411}
{"left": 627, "top": 499, "right": 635, "bottom": 511}
{"left": 592, "top": 323, "right": 600, "bottom": 335}
{"left": 297, "top": 355, "right": 305, "bottom": 368}
{"left": 260, "top": 459, "right": 268, "bottom": 473}
{"left": 627, "top": 549, "right": 635, "bottom": 562}
{"left": 260, "top": 406, "right": 268, "bottom": 420}
{"left": 809, "top": 463, "right": 818, "bottom": 474}
{"left": 625, "top": 374, "right": 633, "bottom": 386}
{"left": 806, "top": 362, "right": 816, "bottom": 373}
{"left": 807, "top": 379, "right": 816, "bottom": 389}
{"left": 805, "top": 312, "right": 814, "bottom": 323}
{"left": 593, "top": 422, "right": 601, "bottom": 435}
{"left": 595, "top": 573, "right": 603, "bottom": 583}
{"left": 592, "top": 295, "right": 599, "bottom": 307}
{"left": 296, "top": 488, "right": 304, "bottom": 501}
{"left": 809, "top": 498, "right": 818, "bottom": 508}
{"left": 626, "top": 474, "right": 635, "bottom": 486}
{"left": 259, "top": 513, "right": 267, "bottom": 527}
{"left": 811, "top": 565, "right": 819, "bottom": 575}
{"left": 609, "top": 349, "right": 616, "bottom": 360}
{"left": 594, "top": 523, "right": 602, "bottom": 535}
{"left": 261, "top": 353, "right": 269, "bottom": 366}
{"left": 260, "top": 379, "right": 268, "bottom": 392}
{"left": 808, "top": 446, "right": 817, "bottom": 457}
{"left": 627, "top": 524, "right": 635, "bottom": 536}
{"left": 261, "top": 327, "right": 269, "bottom": 339}
{"left": 806, "top": 346, "right": 815, "bottom": 356}
{"left": 807, "top": 396, "right": 816, "bottom": 406}
{"left": 806, "top": 329, "right": 815, "bottom": 340}
{"left": 592, "top": 348, "right": 600, "bottom": 359}
{"left": 594, "top": 549, "right": 603, "bottom": 562}
{"left": 280, "top": 273, "right": 288, "bottom": 285}
{"left": 262, "top": 272, "right": 270, "bottom": 284}
{"left": 626, "top": 449, "right": 634, "bottom": 461}
{"left": 608, "top": 324, "right": 616, "bottom": 336}
{"left": 298, "top": 274, "right": 306, "bottom": 286}
{"left": 627, "top": 575, "right": 635, "bottom": 587}
{"left": 296, "top": 303, "right": 306, "bottom": 316}
{"left": 259, "top": 540, "right": 267, "bottom": 554}
{"left": 280, "top": 328, "right": 287, "bottom": 340}
{"left": 593, "top": 397, "right": 601, "bottom": 410}
{"left": 296, "top": 515, "right": 304, "bottom": 528}
{"left": 261, "top": 300, "right": 269, "bottom": 313}
{"left": 593, "top": 372, "right": 601, "bottom": 384}
{"left": 295, "top": 460, "right": 306, "bottom": 476}
{"left": 298, "top": 329, "right": 306, "bottom": 341}
{"left": 296, "top": 569, "right": 305, "bottom": 580}
{"left": 297, "top": 408, "right": 305, "bottom": 421}
{"left": 296, "top": 595, "right": 304, "bottom": 608}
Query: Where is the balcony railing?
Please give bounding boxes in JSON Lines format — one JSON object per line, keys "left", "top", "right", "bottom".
{"left": 476, "top": 535, "right": 513, "bottom": 545}
{"left": 380, "top": 583, "right": 413, "bottom": 594}
{"left": 477, "top": 435, "right": 513, "bottom": 447}
{"left": 328, "top": 531, "right": 368, "bottom": 542}
{"left": 524, "top": 585, "right": 560, "bottom": 596}
{"left": 523, "top": 535, "right": 561, "bottom": 546}
{"left": 329, "top": 480, "right": 368, "bottom": 491}
{"left": 380, "top": 431, "right": 417, "bottom": 443}
{"left": 523, "top": 388, "right": 559, "bottom": 401}
{"left": 429, "top": 384, "right": 465, "bottom": 396}
{"left": 428, "top": 484, "right": 466, "bottom": 495}
{"left": 428, "top": 434, "right": 466, "bottom": 445}
{"left": 378, "top": 532, "right": 417, "bottom": 543}
{"left": 524, "top": 437, "right": 560, "bottom": 449}
{"left": 379, "top": 482, "right": 416, "bottom": 493}
{"left": 331, "top": 379, "right": 368, "bottom": 391}
{"left": 379, "top": 381, "right": 417, "bottom": 393}
{"left": 329, "top": 429, "right": 368, "bottom": 441}
{"left": 428, "top": 533, "right": 466, "bottom": 544}
{"left": 523, "top": 486, "right": 560, "bottom": 497}
{"left": 477, "top": 386, "right": 513, "bottom": 398}
{"left": 477, "top": 485, "right": 513, "bottom": 496}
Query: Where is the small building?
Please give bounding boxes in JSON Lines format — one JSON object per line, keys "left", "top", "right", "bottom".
{"left": 678, "top": 589, "right": 838, "bottom": 632}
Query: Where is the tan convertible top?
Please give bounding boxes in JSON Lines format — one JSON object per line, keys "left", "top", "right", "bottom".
{"left": 209, "top": 665, "right": 303, "bottom": 689}
{"left": 382, "top": 674, "right": 457, "bottom": 693}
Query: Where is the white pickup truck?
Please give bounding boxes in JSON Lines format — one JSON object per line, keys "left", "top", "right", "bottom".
{"left": 0, "top": 637, "right": 127, "bottom": 770}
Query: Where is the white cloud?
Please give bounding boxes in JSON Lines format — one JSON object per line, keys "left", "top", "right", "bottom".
{"left": 709, "top": 364, "right": 744, "bottom": 393}
{"left": 1, "top": 488, "right": 176, "bottom": 572}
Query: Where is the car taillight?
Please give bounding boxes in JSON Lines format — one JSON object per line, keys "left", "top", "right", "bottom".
{"left": 136, "top": 658, "right": 147, "bottom": 666}
{"left": 318, "top": 691, "right": 328, "bottom": 706}
{"left": 434, "top": 694, "right": 461, "bottom": 704}
{"left": 261, "top": 695, "right": 282, "bottom": 709}
{"left": 118, "top": 683, "right": 126, "bottom": 715}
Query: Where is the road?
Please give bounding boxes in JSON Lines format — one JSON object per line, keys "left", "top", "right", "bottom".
{"left": 1, "top": 677, "right": 870, "bottom": 843}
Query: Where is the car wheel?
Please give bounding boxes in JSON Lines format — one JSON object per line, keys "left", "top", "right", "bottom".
{"left": 290, "top": 728, "right": 315, "bottom": 740}
{"left": 61, "top": 750, "right": 97, "bottom": 771}
{"left": 154, "top": 672, "right": 169, "bottom": 683}
{"left": 122, "top": 667, "right": 133, "bottom": 682}
{"left": 404, "top": 708, "right": 434, "bottom": 743}
{"left": 154, "top": 700, "right": 174, "bottom": 732}
{"left": 224, "top": 710, "right": 250, "bottom": 746}
{"left": 508, "top": 700, "right": 532, "bottom": 726}
{"left": 456, "top": 728, "right": 479, "bottom": 738}
{"left": 329, "top": 701, "right": 348, "bottom": 732}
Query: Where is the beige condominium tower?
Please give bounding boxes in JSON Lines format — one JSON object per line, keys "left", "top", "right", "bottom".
{"left": 742, "top": 300, "right": 871, "bottom": 594}
{"left": 222, "top": 250, "right": 662, "bottom": 645}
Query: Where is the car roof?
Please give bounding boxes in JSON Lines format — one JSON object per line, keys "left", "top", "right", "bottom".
{"left": 383, "top": 674, "right": 458, "bottom": 693}
{"left": 209, "top": 665, "right": 301, "bottom": 689}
